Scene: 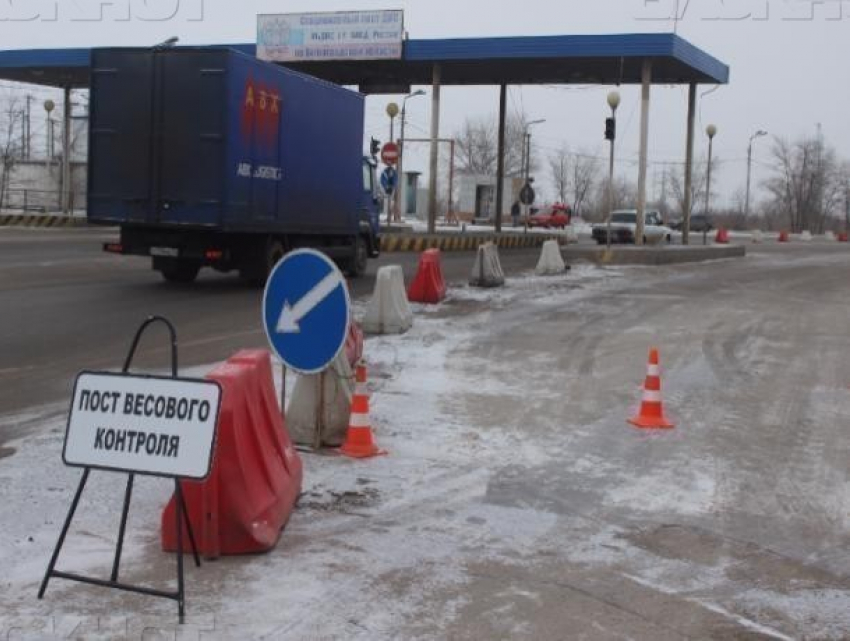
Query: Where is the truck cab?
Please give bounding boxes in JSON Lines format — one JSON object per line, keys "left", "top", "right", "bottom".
{"left": 360, "top": 156, "right": 382, "bottom": 257}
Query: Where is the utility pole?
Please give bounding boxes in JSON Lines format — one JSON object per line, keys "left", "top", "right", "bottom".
{"left": 745, "top": 130, "right": 767, "bottom": 219}
{"left": 25, "top": 95, "right": 32, "bottom": 160}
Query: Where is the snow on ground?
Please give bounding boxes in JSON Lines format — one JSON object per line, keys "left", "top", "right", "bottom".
{"left": 2, "top": 258, "right": 849, "bottom": 638}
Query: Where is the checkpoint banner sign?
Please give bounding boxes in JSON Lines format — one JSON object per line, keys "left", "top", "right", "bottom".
{"left": 257, "top": 10, "right": 404, "bottom": 62}
{"left": 263, "top": 249, "right": 351, "bottom": 375}
{"left": 63, "top": 372, "right": 221, "bottom": 480}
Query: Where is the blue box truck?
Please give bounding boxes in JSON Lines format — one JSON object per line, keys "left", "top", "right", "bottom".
{"left": 88, "top": 47, "right": 382, "bottom": 283}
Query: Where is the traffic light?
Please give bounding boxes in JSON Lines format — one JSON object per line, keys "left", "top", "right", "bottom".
{"left": 605, "top": 118, "right": 616, "bottom": 141}
{"left": 370, "top": 137, "right": 381, "bottom": 158}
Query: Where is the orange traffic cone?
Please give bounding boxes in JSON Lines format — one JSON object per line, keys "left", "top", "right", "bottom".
{"left": 714, "top": 228, "right": 730, "bottom": 244}
{"left": 340, "top": 362, "right": 387, "bottom": 459}
{"left": 778, "top": 231, "right": 790, "bottom": 243}
{"left": 629, "top": 348, "right": 675, "bottom": 429}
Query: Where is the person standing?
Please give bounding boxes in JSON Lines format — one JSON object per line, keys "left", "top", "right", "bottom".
{"left": 511, "top": 201, "right": 520, "bottom": 227}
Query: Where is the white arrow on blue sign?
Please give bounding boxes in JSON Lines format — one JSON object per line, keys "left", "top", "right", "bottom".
{"left": 262, "top": 249, "right": 351, "bottom": 375}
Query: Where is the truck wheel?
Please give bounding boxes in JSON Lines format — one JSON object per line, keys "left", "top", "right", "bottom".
{"left": 160, "top": 261, "right": 200, "bottom": 284}
{"left": 345, "top": 235, "right": 368, "bottom": 278}
{"left": 240, "top": 238, "right": 284, "bottom": 286}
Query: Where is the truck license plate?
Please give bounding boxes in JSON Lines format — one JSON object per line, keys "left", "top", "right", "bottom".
{"left": 150, "top": 247, "right": 179, "bottom": 258}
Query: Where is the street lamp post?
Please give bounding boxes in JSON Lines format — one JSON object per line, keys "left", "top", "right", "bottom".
{"left": 522, "top": 119, "right": 545, "bottom": 228}
{"left": 605, "top": 90, "right": 621, "bottom": 250}
{"left": 745, "top": 129, "right": 767, "bottom": 219}
{"left": 43, "top": 99, "right": 55, "bottom": 164}
{"left": 394, "top": 89, "right": 426, "bottom": 223}
{"left": 704, "top": 124, "right": 717, "bottom": 246}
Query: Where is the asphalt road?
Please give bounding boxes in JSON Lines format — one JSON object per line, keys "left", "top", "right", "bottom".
{"left": 0, "top": 226, "right": 542, "bottom": 440}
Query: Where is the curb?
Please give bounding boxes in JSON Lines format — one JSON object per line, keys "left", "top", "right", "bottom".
{"left": 0, "top": 215, "right": 89, "bottom": 228}
{"left": 564, "top": 244, "right": 746, "bottom": 265}
{"left": 380, "top": 233, "right": 563, "bottom": 253}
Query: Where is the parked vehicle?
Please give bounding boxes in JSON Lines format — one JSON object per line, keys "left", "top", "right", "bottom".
{"left": 88, "top": 47, "right": 381, "bottom": 283}
{"left": 528, "top": 203, "right": 572, "bottom": 229}
{"left": 591, "top": 210, "right": 673, "bottom": 245}
{"left": 669, "top": 214, "right": 713, "bottom": 233}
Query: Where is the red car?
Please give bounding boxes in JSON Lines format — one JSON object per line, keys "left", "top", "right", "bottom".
{"left": 528, "top": 204, "right": 572, "bottom": 229}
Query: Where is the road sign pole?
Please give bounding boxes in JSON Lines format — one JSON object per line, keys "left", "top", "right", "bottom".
{"left": 280, "top": 364, "right": 287, "bottom": 422}
{"left": 313, "top": 371, "right": 327, "bottom": 450}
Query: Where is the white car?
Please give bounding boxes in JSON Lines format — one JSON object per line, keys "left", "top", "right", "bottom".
{"left": 592, "top": 210, "right": 673, "bottom": 245}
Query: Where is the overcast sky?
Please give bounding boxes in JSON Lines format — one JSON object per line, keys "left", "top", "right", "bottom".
{"left": 2, "top": 0, "right": 847, "bottom": 208}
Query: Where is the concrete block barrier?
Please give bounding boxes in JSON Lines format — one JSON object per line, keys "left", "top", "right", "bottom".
{"left": 287, "top": 350, "right": 355, "bottom": 449}
{"left": 535, "top": 239, "right": 567, "bottom": 275}
{"left": 362, "top": 265, "right": 414, "bottom": 335}
{"left": 380, "top": 232, "right": 561, "bottom": 253}
{"left": 469, "top": 242, "right": 505, "bottom": 288}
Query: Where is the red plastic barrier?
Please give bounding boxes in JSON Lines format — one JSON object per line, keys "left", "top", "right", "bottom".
{"left": 778, "top": 231, "right": 790, "bottom": 243}
{"left": 408, "top": 248, "right": 447, "bottom": 304}
{"left": 714, "top": 228, "right": 730, "bottom": 244}
{"left": 345, "top": 320, "right": 364, "bottom": 367}
{"left": 161, "top": 350, "right": 303, "bottom": 557}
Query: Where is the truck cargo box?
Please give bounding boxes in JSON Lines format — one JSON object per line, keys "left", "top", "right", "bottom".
{"left": 88, "top": 47, "right": 366, "bottom": 237}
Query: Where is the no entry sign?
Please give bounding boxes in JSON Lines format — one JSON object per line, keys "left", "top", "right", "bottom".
{"left": 63, "top": 372, "right": 221, "bottom": 480}
{"left": 381, "top": 142, "right": 399, "bottom": 165}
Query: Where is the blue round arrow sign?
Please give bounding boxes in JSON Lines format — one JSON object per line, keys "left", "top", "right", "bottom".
{"left": 262, "top": 249, "right": 351, "bottom": 374}
{"left": 380, "top": 166, "right": 398, "bottom": 194}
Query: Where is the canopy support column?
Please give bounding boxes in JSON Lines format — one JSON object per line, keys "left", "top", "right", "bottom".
{"left": 427, "top": 64, "right": 442, "bottom": 234}
{"left": 62, "top": 86, "right": 72, "bottom": 217}
{"left": 682, "top": 83, "right": 697, "bottom": 245}
{"left": 635, "top": 60, "right": 652, "bottom": 246}
{"left": 495, "top": 83, "right": 507, "bottom": 233}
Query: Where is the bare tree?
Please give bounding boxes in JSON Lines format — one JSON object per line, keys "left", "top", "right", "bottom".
{"left": 549, "top": 146, "right": 569, "bottom": 204}
{"left": 570, "top": 150, "right": 598, "bottom": 218}
{"left": 548, "top": 145, "right": 599, "bottom": 217}
{"left": 0, "top": 96, "right": 22, "bottom": 211}
{"left": 454, "top": 112, "right": 538, "bottom": 178}
{"left": 666, "top": 158, "right": 716, "bottom": 219}
{"left": 764, "top": 134, "right": 844, "bottom": 233}
{"left": 585, "top": 176, "right": 638, "bottom": 222}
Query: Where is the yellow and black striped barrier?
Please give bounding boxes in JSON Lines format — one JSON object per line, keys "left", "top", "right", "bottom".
{"left": 381, "top": 233, "right": 562, "bottom": 254}
{"left": 0, "top": 214, "right": 88, "bottom": 228}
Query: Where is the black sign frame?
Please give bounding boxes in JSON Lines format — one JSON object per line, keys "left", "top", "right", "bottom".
{"left": 38, "top": 316, "right": 206, "bottom": 624}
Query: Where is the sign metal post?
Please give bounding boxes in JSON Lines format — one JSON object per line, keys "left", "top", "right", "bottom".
{"left": 263, "top": 249, "right": 351, "bottom": 449}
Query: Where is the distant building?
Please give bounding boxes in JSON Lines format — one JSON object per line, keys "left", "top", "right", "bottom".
{"left": 456, "top": 173, "right": 522, "bottom": 222}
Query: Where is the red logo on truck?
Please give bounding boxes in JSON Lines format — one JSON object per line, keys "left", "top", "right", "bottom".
{"left": 241, "top": 78, "right": 281, "bottom": 148}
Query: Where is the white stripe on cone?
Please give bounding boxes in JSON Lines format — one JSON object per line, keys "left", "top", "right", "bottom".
{"left": 642, "top": 390, "right": 662, "bottom": 402}
{"left": 349, "top": 413, "right": 371, "bottom": 428}
{"left": 647, "top": 364, "right": 660, "bottom": 376}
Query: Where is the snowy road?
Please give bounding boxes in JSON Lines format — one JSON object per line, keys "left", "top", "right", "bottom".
{"left": 1, "top": 236, "right": 850, "bottom": 639}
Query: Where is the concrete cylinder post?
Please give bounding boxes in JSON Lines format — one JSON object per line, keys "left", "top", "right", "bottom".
{"left": 635, "top": 60, "right": 652, "bottom": 246}
{"left": 427, "top": 64, "right": 442, "bottom": 234}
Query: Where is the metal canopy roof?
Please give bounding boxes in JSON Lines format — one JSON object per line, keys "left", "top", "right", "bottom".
{"left": 0, "top": 33, "right": 728, "bottom": 90}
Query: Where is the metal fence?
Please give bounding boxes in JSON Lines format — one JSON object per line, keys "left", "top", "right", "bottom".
{"left": 0, "top": 188, "right": 87, "bottom": 215}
